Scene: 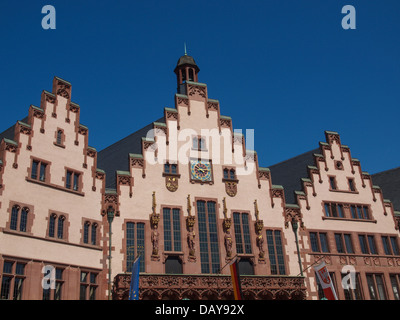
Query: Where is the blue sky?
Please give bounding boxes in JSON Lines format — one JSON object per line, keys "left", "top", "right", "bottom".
{"left": 0, "top": 0, "right": 399, "bottom": 174}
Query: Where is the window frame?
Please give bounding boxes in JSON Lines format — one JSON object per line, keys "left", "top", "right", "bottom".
{"left": 125, "top": 221, "right": 146, "bottom": 273}
{"left": 266, "top": 229, "right": 287, "bottom": 275}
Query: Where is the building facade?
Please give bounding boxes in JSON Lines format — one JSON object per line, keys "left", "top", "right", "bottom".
{"left": 0, "top": 54, "right": 399, "bottom": 300}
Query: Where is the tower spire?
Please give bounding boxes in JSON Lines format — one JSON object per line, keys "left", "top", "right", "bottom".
{"left": 184, "top": 42, "right": 187, "bottom": 56}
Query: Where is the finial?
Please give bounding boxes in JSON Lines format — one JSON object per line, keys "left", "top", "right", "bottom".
{"left": 223, "top": 197, "right": 227, "bottom": 219}
{"left": 187, "top": 194, "right": 192, "bottom": 216}
{"left": 184, "top": 42, "right": 187, "bottom": 56}
{"left": 254, "top": 199, "right": 259, "bottom": 221}
{"left": 152, "top": 191, "right": 156, "bottom": 214}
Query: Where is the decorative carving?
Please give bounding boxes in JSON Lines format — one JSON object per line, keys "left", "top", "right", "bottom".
{"left": 272, "top": 188, "right": 284, "bottom": 199}
{"left": 258, "top": 170, "right": 270, "bottom": 180}
{"left": 118, "top": 175, "right": 131, "bottom": 186}
{"left": 186, "top": 195, "right": 196, "bottom": 262}
{"left": 131, "top": 157, "right": 144, "bottom": 169}
{"left": 222, "top": 198, "right": 233, "bottom": 261}
{"left": 225, "top": 181, "right": 237, "bottom": 197}
{"left": 220, "top": 118, "right": 231, "bottom": 128}
{"left": 87, "top": 148, "right": 96, "bottom": 158}
{"left": 284, "top": 206, "right": 303, "bottom": 230}
{"left": 56, "top": 81, "right": 71, "bottom": 99}
{"left": 112, "top": 273, "right": 307, "bottom": 300}
{"left": 95, "top": 171, "right": 105, "bottom": 180}
{"left": 33, "top": 109, "right": 44, "bottom": 119}
{"left": 254, "top": 200, "right": 265, "bottom": 263}
{"left": 69, "top": 103, "right": 79, "bottom": 113}
{"left": 150, "top": 192, "right": 160, "bottom": 261}
{"left": 165, "top": 176, "right": 178, "bottom": 192}
{"left": 188, "top": 84, "right": 206, "bottom": 99}
{"left": 166, "top": 110, "right": 178, "bottom": 120}
{"left": 78, "top": 126, "right": 88, "bottom": 135}
{"left": 45, "top": 93, "right": 56, "bottom": 104}
{"left": 177, "top": 96, "right": 189, "bottom": 106}
{"left": 207, "top": 101, "right": 218, "bottom": 111}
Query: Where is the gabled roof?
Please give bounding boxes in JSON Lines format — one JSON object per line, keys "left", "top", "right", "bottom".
{"left": 97, "top": 117, "right": 164, "bottom": 189}
{"left": 372, "top": 167, "right": 400, "bottom": 212}
{"left": 268, "top": 148, "right": 319, "bottom": 204}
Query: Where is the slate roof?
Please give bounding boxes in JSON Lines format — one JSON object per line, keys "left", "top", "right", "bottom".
{"left": 0, "top": 116, "right": 29, "bottom": 143}
{"left": 268, "top": 148, "right": 319, "bottom": 205}
{"left": 97, "top": 117, "right": 164, "bottom": 189}
{"left": 371, "top": 167, "right": 400, "bottom": 212}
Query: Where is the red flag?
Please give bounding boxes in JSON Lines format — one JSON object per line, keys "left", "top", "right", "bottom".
{"left": 229, "top": 258, "right": 243, "bottom": 300}
{"left": 313, "top": 262, "right": 338, "bottom": 300}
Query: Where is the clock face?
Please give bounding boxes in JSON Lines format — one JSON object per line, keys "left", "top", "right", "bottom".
{"left": 190, "top": 160, "right": 212, "bottom": 182}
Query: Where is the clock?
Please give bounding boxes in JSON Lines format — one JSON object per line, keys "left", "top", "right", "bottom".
{"left": 190, "top": 160, "right": 212, "bottom": 182}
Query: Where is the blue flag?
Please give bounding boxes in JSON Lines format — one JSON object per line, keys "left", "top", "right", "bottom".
{"left": 128, "top": 256, "right": 140, "bottom": 300}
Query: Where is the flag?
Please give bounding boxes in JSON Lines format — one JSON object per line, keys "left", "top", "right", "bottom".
{"left": 313, "top": 261, "right": 338, "bottom": 300}
{"left": 128, "top": 256, "right": 140, "bottom": 300}
{"left": 229, "top": 258, "right": 243, "bottom": 300}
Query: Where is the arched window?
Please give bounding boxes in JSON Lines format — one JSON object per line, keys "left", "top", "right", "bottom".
{"left": 83, "top": 222, "right": 90, "bottom": 244}
{"left": 10, "top": 205, "right": 20, "bottom": 230}
{"left": 91, "top": 223, "right": 97, "bottom": 245}
{"left": 57, "top": 216, "right": 65, "bottom": 239}
{"left": 181, "top": 69, "right": 186, "bottom": 82}
{"left": 188, "top": 68, "right": 194, "bottom": 81}
{"left": 57, "top": 130, "right": 63, "bottom": 145}
{"left": 49, "top": 214, "right": 56, "bottom": 237}
{"left": 229, "top": 169, "right": 235, "bottom": 180}
{"left": 19, "top": 208, "right": 29, "bottom": 232}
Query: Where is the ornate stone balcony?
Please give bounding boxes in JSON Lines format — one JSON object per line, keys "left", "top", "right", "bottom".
{"left": 112, "top": 273, "right": 306, "bottom": 300}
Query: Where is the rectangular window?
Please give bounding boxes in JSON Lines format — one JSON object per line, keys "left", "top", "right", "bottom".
{"left": 359, "top": 235, "right": 369, "bottom": 254}
{"left": 39, "top": 163, "right": 47, "bottom": 182}
{"left": 310, "top": 232, "right": 320, "bottom": 252}
{"left": 319, "top": 233, "right": 329, "bottom": 253}
{"left": 31, "top": 159, "right": 48, "bottom": 182}
{"left": 350, "top": 206, "right": 357, "bottom": 219}
{"left": 367, "top": 274, "right": 387, "bottom": 300}
{"left": 54, "top": 268, "right": 63, "bottom": 300}
{"left": 193, "top": 136, "right": 206, "bottom": 150}
{"left": 390, "top": 237, "right": 400, "bottom": 256}
{"left": 163, "top": 208, "right": 182, "bottom": 252}
{"left": 66, "top": 170, "right": 80, "bottom": 191}
{"left": 342, "top": 273, "right": 363, "bottom": 300}
{"left": 382, "top": 236, "right": 392, "bottom": 255}
{"left": 233, "top": 212, "right": 252, "bottom": 254}
{"left": 125, "top": 222, "right": 145, "bottom": 273}
{"left": 390, "top": 275, "right": 400, "bottom": 300}
{"left": 1, "top": 261, "right": 25, "bottom": 300}
{"left": 344, "top": 234, "right": 354, "bottom": 253}
{"left": 164, "top": 163, "right": 178, "bottom": 175}
{"left": 31, "top": 160, "right": 39, "bottom": 180}
{"left": 367, "top": 235, "right": 377, "bottom": 254}
{"left": 266, "top": 230, "right": 286, "bottom": 275}
{"left": 197, "top": 200, "right": 220, "bottom": 274}
{"left": 79, "top": 271, "right": 98, "bottom": 300}
{"left": 329, "top": 177, "right": 337, "bottom": 190}
{"left": 309, "top": 232, "right": 329, "bottom": 253}
{"left": 348, "top": 178, "right": 355, "bottom": 191}
{"left": 335, "top": 234, "right": 345, "bottom": 254}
